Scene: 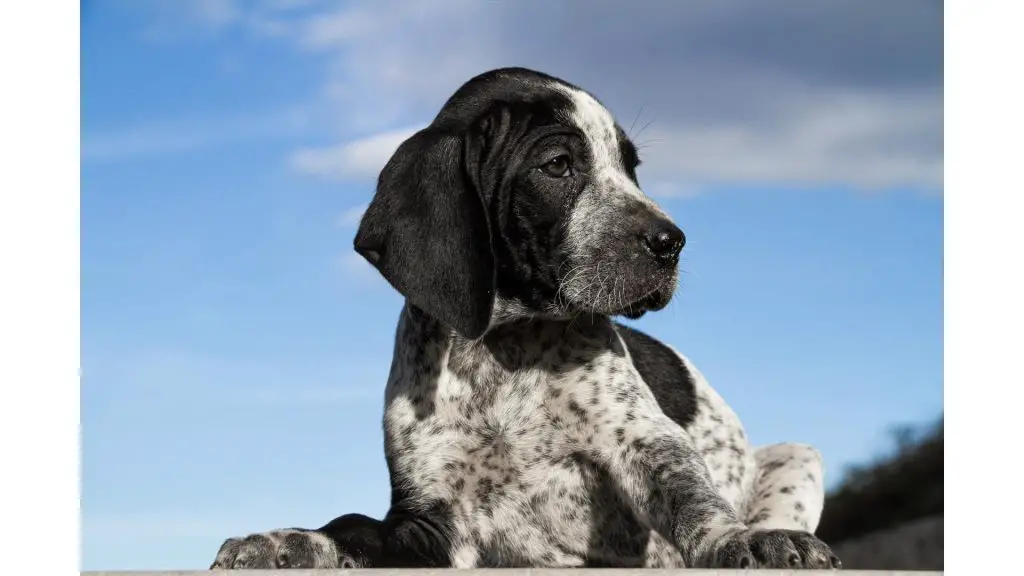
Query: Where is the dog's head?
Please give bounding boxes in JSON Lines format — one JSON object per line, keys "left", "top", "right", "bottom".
{"left": 355, "top": 67, "right": 684, "bottom": 339}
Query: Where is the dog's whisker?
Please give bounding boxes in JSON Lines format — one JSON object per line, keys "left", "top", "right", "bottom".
{"left": 627, "top": 103, "right": 649, "bottom": 139}
{"left": 634, "top": 116, "right": 658, "bottom": 140}
{"left": 636, "top": 137, "right": 664, "bottom": 146}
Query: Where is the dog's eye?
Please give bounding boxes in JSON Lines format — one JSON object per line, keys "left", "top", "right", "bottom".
{"left": 540, "top": 155, "right": 572, "bottom": 178}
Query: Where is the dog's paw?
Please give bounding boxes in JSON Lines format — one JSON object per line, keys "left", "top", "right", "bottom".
{"left": 209, "top": 529, "right": 354, "bottom": 569}
{"left": 707, "top": 528, "right": 841, "bottom": 569}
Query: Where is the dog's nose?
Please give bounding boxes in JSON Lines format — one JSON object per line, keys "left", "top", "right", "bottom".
{"left": 641, "top": 219, "right": 685, "bottom": 263}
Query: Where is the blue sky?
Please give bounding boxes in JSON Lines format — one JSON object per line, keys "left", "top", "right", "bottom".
{"left": 80, "top": 0, "right": 943, "bottom": 570}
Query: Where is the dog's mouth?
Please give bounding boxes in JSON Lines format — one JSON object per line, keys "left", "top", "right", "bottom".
{"left": 559, "top": 261, "right": 678, "bottom": 320}
{"left": 617, "top": 287, "right": 671, "bottom": 320}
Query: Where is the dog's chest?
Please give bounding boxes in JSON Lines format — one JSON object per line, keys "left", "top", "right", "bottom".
{"left": 383, "top": 323, "right": 665, "bottom": 566}
{"left": 387, "top": 350, "right": 612, "bottom": 503}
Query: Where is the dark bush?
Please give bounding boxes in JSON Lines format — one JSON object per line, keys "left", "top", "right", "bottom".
{"left": 817, "top": 416, "right": 943, "bottom": 543}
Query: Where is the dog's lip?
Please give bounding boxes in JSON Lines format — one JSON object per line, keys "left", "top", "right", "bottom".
{"left": 617, "top": 288, "right": 665, "bottom": 318}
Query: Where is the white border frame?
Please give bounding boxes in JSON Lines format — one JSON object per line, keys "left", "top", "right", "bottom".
{"left": 0, "top": 1, "right": 81, "bottom": 574}
{"left": 5, "top": 1, "right": 1019, "bottom": 574}
{"left": 944, "top": 0, "right": 1023, "bottom": 574}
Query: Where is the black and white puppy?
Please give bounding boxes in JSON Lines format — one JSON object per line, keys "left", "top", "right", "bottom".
{"left": 211, "top": 67, "right": 840, "bottom": 570}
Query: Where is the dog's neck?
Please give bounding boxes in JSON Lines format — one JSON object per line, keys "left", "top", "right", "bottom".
{"left": 488, "top": 294, "right": 571, "bottom": 326}
{"left": 396, "top": 303, "right": 624, "bottom": 377}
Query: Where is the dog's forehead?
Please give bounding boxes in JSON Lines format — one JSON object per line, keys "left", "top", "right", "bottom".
{"left": 491, "top": 73, "right": 627, "bottom": 166}
{"left": 442, "top": 68, "right": 632, "bottom": 166}
{"left": 553, "top": 84, "right": 624, "bottom": 164}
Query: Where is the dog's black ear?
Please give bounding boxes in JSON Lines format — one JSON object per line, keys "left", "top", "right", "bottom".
{"left": 354, "top": 127, "right": 494, "bottom": 339}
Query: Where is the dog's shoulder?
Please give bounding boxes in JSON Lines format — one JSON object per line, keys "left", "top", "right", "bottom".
{"left": 613, "top": 322, "right": 699, "bottom": 429}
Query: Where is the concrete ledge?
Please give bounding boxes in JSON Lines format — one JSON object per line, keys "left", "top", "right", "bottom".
{"left": 830, "top": 515, "right": 943, "bottom": 571}
{"left": 79, "top": 565, "right": 942, "bottom": 569}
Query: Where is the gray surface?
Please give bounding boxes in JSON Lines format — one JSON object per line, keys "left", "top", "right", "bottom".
{"left": 831, "top": 515, "right": 943, "bottom": 571}
{"left": 79, "top": 565, "right": 942, "bottom": 569}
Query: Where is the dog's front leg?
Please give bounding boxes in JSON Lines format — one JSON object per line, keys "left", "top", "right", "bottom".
{"left": 595, "top": 411, "right": 840, "bottom": 569}
{"left": 208, "top": 508, "right": 452, "bottom": 569}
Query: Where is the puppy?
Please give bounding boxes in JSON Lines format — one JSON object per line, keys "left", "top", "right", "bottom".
{"left": 211, "top": 67, "right": 839, "bottom": 570}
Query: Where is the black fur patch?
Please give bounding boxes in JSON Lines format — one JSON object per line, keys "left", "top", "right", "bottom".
{"left": 615, "top": 323, "right": 698, "bottom": 429}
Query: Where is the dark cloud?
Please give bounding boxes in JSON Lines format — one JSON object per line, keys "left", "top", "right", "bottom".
{"left": 479, "top": 0, "right": 942, "bottom": 107}
{"left": 143, "top": 0, "right": 946, "bottom": 191}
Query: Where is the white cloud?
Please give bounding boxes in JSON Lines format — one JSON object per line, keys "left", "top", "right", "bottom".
{"left": 637, "top": 89, "right": 943, "bottom": 192}
{"left": 82, "top": 106, "right": 315, "bottom": 162}
{"left": 130, "top": 0, "right": 245, "bottom": 42}
{"left": 279, "top": 0, "right": 940, "bottom": 192}
{"left": 191, "top": 0, "right": 240, "bottom": 28}
{"left": 287, "top": 84, "right": 942, "bottom": 192}
{"left": 123, "top": 0, "right": 943, "bottom": 192}
{"left": 288, "top": 125, "right": 422, "bottom": 181}
{"left": 298, "top": 5, "right": 381, "bottom": 48}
